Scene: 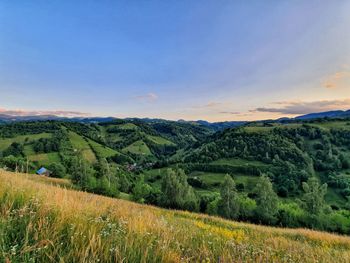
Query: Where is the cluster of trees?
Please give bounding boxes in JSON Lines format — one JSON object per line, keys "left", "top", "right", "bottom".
{"left": 182, "top": 122, "right": 350, "bottom": 201}
{"left": 159, "top": 169, "right": 198, "bottom": 211}
{"left": 69, "top": 155, "right": 134, "bottom": 197}
{"left": 139, "top": 169, "right": 349, "bottom": 234}
{"left": 202, "top": 175, "right": 279, "bottom": 224}
{"left": 71, "top": 156, "right": 113, "bottom": 196}
{"left": 2, "top": 142, "right": 24, "bottom": 157}
{"left": 33, "top": 137, "right": 60, "bottom": 153}
{"left": 0, "top": 155, "right": 34, "bottom": 173}
{"left": 274, "top": 124, "right": 350, "bottom": 201}
{"left": 184, "top": 129, "right": 313, "bottom": 197}
{"left": 0, "top": 121, "right": 61, "bottom": 138}
{"left": 127, "top": 167, "right": 350, "bottom": 234}
{"left": 215, "top": 174, "right": 349, "bottom": 234}
{"left": 128, "top": 169, "right": 199, "bottom": 210}
{"left": 151, "top": 121, "right": 212, "bottom": 148}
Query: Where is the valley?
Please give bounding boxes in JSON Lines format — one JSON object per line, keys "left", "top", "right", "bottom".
{"left": 0, "top": 117, "right": 350, "bottom": 236}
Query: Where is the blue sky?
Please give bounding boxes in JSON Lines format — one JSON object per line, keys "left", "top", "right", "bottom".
{"left": 0, "top": 1, "right": 349, "bottom": 121}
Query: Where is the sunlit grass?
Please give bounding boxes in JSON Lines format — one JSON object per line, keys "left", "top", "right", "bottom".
{"left": 1, "top": 169, "right": 350, "bottom": 262}
{"left": 122, "top": 140, "right": 152, "bottom": 156}
{"left": 68, "top": 131, "right": 97, "bottom": 163}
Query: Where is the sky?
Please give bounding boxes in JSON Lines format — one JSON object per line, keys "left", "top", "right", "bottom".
{"left": 0, "top": 1, "right": 349, "bottom": 122}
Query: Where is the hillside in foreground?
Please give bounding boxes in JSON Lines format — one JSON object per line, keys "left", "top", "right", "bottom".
{"left": 1, "top": 170, "right": 350, "bottom": 262}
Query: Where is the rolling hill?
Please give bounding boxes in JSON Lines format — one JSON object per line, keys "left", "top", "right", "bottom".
{"left": 177, "top": 120, "right": 350, "bottom": 206}
{"left": 1, "top": 169, "right": 350, "bottom": 262}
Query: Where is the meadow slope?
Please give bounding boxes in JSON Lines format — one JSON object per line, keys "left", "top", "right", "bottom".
{"left": 1, "top": 170, "right": 350, "bottom": 263}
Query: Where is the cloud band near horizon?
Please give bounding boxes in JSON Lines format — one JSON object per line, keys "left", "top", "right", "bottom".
{"left": 253, "top": 99, "right": 350, "bottom": 115}
{"left": 0, "top": 108, "right": 90, "bottom": 117}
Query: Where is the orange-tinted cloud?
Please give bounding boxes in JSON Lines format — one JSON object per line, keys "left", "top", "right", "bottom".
{"left": 219, "top": 111, "right": 241, "bottom": 115}
{"left": 0, "top": 108, "right": 90, "bottom": 117}
{"left": 253, "top": 99, "right": 350, "bottom": 115}
{"left": 323, "top": 71, "right": 350, "bottom": 89}
{"left": 192, "top": 101, "right": 231, "bottom": 109}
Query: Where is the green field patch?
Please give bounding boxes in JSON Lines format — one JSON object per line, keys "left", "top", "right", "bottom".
{"left": 101, "top": 126, "right": 124, "bottom": 143}
{"left": 122, "top": 140, "right": 152, "bottom": 155}
{"left": 189, "top": 171, "right": 226, "bottom": 186}
{"left": 87, "top": 138, "right": 119, "bottom": 159}
{"left": 28, "top": 152, "right": 61, "bottom": 166}
{"left": 117, "top": 123, "right": 138, "bottom": 130}
{"left": 147, "top": 135, "right": 175, "bottom": 146}
{"left": 68, "top": 131, "right": 97, "bottom": 163}
{"left": 0, "top": 133, "right": 52, "bottom": 151}
{"left": 189, "top": 171, "right": 259, "bottom": 192}
{"left": 243, "top": 123, "right": 303, "bottom": 133}
{"left": 189, "top": 171, "right": 225, "bottom": 192}
{"left": 108, "top": 133, "right": 123, "bottom": 142}
{"left": 23, "top": 145, "right": 36, "bottom": 156}
{"left": 281, "top": 123, "right": 303, "bottom": 129}
{"left": 209, "top": 158, "right": 270, "bottom": 175}
{"left": 243, "top": 126, "right": 274, "bottom": 133}
{"left": 211, "top": 158, "right": 268, "bottom": 167}
{"left": 310, "top": 121, "right": 350, "bottom": 130}
{"left": 233, "top": 174, "right": 260, "bottom": 191}
{"left": 144, "top": 167, "right": 168, "bottom": 179}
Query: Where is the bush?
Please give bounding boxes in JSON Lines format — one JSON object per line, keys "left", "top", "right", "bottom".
{"left": 277, "top": 202, "right": 304, "bottom": 228}
{"left": 48, "top": 163, "right": 66, "bottom": 178}
{"left": 237, "top": 195, "right": 256, "bottom": 220}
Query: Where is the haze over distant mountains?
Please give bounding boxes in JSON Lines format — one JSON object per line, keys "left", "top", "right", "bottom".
{"left": 0, "top": 109, "right": 349, "bottom": 129}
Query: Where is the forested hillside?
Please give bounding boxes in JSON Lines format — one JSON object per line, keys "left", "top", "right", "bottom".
{"left": 1, "top": 118, "right": 350, "bottom": 235}
{"left": 144, "top": 119, "right": 350, "bottom": 234}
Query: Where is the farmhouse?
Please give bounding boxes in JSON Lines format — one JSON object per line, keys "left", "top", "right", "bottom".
{"left": 36, "top": 167, "right": 50, "bottom": 176}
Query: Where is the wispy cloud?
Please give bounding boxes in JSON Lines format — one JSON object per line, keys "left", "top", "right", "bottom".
{"left": 323, "top": 70, "right": 350, "bottom": 89}
{"left": 219, "top": 111, "right": 241, "bottom": 115}
{"left": 192, "top": 101, "right": 231, "bottom": 109}
{"left": 252, "top": 99, "right": 350, "bottom": 115}
{"left": 205, "top": 102, "right": 222, "bottom": 108}
{"left": 0, "top": 108, "right": 90, "bottom": 117}
{"left": 134, "top": 93, "right": 158, "bottom": 102}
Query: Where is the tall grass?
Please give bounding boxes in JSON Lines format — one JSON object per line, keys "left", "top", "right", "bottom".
{"left": 1, "top": 170, "right": 350, "bottom": 262}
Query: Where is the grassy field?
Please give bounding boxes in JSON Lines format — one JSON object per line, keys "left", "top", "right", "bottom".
{"left": 0, "top": 133, "right": 52, "bottom": 151}
{"left": 24, "top": 173, "right": 74, "bottom": 189}
{"left": 310, "top": 121, "right": 350, "bottom": 130}
{"left": 189, "top": 171, "right": 260, "bottom": 192}
{"left": 68, "top": 131, "right": 97, "bottom": 163}
{"left": 243, "top": 126, "right": 275, "bottom": 133}
{"left": 118, "top": 123, "right": 139, "bottom": 130}
{"left": 28, "top": 152, "right": 61, "bottom": 166}
{"left": 211, "top": 158, "right": 268, "bottom": 167}
{"left": 23, "top": 145, "right": 36, "bottom": 156}
{"left": 122, "top": 140, "right": 152, "bottom": 156}
{"left": 87, "top": 138, "right": 119, "bottom": 159}
{"left": 147, "top": 135, "right": 175, "bottom": 146}
{"left": 1, "top": 170, "right": 350, "bottom": 262}
{"left": 189, "top": 171, "right": 226, "bottom": 186}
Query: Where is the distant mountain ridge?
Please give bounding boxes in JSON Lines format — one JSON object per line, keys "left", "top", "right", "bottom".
{"left": 0, "top": 109, "right": 349, "bottom": 128}
{"left": 295, "top": 109, "right": 350, "bottom": 120}
{"left": 0, "top": 114, "right": 246, "bottom": 130}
